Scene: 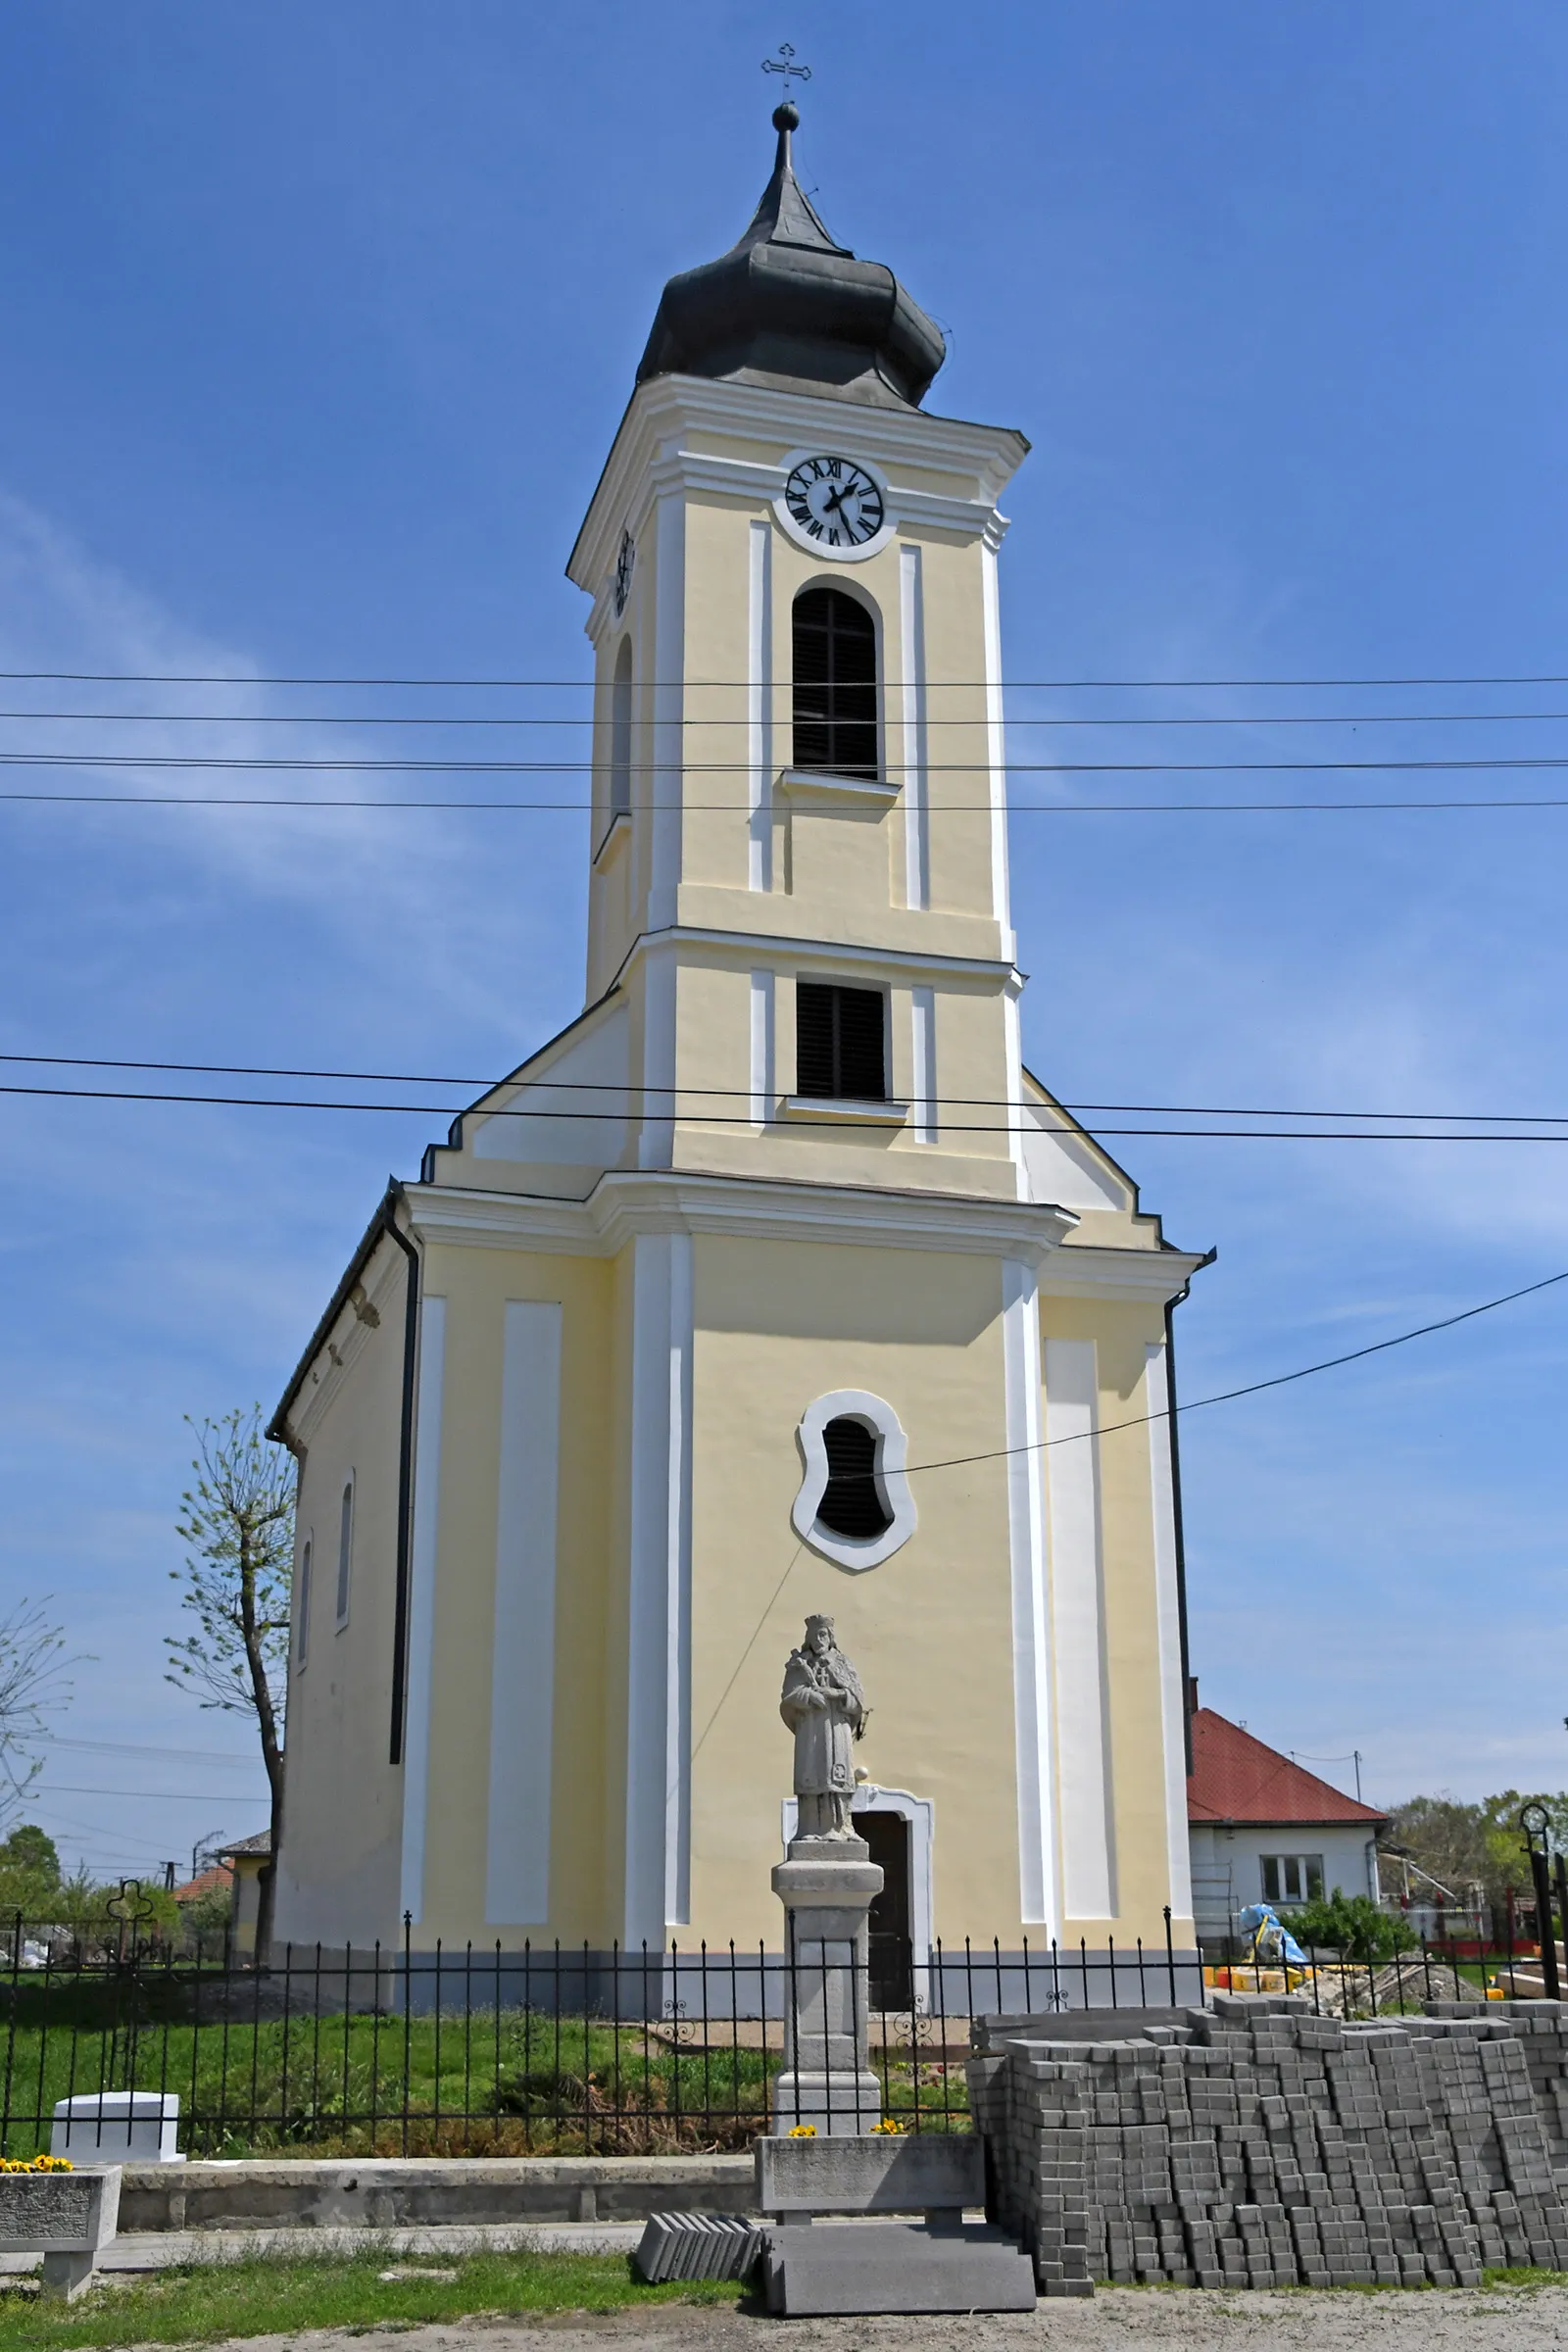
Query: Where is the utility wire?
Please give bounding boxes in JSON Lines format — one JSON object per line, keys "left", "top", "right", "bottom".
{"left": 13, "top": 706, "right": 1568, "bottom": 728}
{"left": 7, "top": 1080, "right": 1568, "bottom": 1140}
{"left": 901, "top": 1265, "right": 1568, "bottom": 1481}
{"left": 16, "top": 752, "right": 1568, "bottom": 775}
{"left": 12, "top": 791, "right": 1568, "bottom": 813}
{"left": 6, "top": 1054, "right": 1568, "bottom": 1129}
{"left": 12, "top": 668, "right": 1568, "bottom": 688}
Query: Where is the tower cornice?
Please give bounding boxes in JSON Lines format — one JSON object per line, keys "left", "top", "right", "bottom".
{"left": 567, "top": 373, "right": 1029, "bottom": 619}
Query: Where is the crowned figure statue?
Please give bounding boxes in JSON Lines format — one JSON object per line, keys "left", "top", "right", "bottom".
{"left": 779, "top": 1614, "right": 869, "bottom": 1840}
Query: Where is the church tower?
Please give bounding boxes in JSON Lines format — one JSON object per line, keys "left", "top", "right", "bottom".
{"left": 270, "top": 105, "right": 1206, "bottom": 1981}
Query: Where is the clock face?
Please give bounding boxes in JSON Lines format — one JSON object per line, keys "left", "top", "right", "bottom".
{"left": 782, "top": 456, "right": 886, "bottom": 551}
{"left": 612, "top": 528, "right": 634, "bottom": 617}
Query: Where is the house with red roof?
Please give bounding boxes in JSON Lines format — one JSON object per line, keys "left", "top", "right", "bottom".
{"left": 1186, "top": 1683, "right": 1387, "bottom": 1952}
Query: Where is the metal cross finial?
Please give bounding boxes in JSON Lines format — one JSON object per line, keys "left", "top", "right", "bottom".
{"left": 761, "top": 43, "right": 811, "bottom": 96}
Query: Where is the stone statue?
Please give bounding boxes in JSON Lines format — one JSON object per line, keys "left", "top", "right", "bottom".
{"left": 780, "top": 1614, "right": 868, "bottom": 1839}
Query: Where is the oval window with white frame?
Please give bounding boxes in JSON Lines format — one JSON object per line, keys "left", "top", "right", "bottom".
{"left": 792, "top": 1389, "right": 916, "bottom": 1572}
{"left": 773, "top": 449, "right": 896, "bottom": 564}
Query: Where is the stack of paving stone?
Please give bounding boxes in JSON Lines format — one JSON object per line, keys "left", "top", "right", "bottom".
{"left": 632, "top": 2212, "right": 763, "bottom": 2283}
{"left": 967, "top": 1993, "right": 1568, "bottom": 2293}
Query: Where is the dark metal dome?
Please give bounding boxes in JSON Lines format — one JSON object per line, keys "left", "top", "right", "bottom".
{"left": 636, "top": 105, "right": 947, "bottom": 412}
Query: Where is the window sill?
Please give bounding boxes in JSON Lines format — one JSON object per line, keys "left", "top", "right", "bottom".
{"left": 594, "top": 809, "right": 631, "bottom": 867}
{"left": 781, "top": 1095, "right": 908, "bottom": 1127}
{"left": 778, "top": 767, "right": 900, "bottom": 806}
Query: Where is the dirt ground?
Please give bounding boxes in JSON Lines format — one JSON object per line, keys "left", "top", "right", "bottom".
{"left": 210, "top": 2284, "right": 1568, "bottom": 2351}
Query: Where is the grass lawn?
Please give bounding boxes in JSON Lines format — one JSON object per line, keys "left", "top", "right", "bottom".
{"left": 0, "top": 1978, "right": 967, "bottom": 2156}
{"left": 0, "top": 2249, "right": 740, "bottom": 2349}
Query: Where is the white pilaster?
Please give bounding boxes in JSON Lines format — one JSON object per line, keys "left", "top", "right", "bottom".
{"left": 399, "top": 1295, "right": 447, "bottom": 1926}
{"left": 649, "top": 489, "right": 685, "bottom": 928}
{"left": 748, "top": 517, "right": 773, "bottom": 892}
{"left": 1145, "top": 1341, "right": 1194, "bottom": 1920}
{"left": 1045, "top": 1336, "right": 1116, "bottom": 1920}
{"left": 485, "top": 1300, "right": 564, "bottom": 1925}
{"left": 624, "top": 1230, "right": 695, "bottom": 1944}
{"left": 900, "top": 542, "right": 928, "bottom": 910}
{"left": 1003, "top": 1259, "right": 1056, "bottom": 1928}
{"left": 981, "top": 542, "right": 1014, "bottom": 958}
{"left": 910, "top": 984, "right": 936, "bottom": 1145}
{"left": 750, "top": 968, "right": 775, "bottom": 1127}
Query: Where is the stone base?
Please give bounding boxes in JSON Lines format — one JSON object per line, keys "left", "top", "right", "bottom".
{"left": 762, "top": 2221, "right": 1038, "bottom": 2315}
{"left": 770, "top": 2070, "right": 884, "bottom": 2137}
{"left": 40, "top": 2249, "right": 98, "bottom": 2301}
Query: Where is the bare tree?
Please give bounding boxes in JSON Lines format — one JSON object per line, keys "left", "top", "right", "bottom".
{"left": 166, "top": 1407, "right": 295, "bottom": 1961}
{"left": 0, "top": 1599, "right": 74, "bottom": 1832}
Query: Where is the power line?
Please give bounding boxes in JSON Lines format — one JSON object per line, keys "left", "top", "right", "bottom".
{"left": 13, "top": 705, "right": 1568, "bottom": 728}
{"left": 11, "top": 790, "right": 1568, "bottom": 813}
{"left": 902, "top": 1264, "right": 1568, "bottom": 1481}
{"left": 17, "top": 751, "right": 1568, "bottom": 775}
{"left": 11, "top": 668, "right": 1568, "bottom": 688}
{"left": 36, "top": 1784, "right": 268, "bottom": 1803}
{"left": 38, "top": 1733, "right": 267, "bottom": 1766}
{"left": 7, "top": 1079, "right": 1568, "bottom": 1140}
{"left": 7, "top": 1054, "right": 1568, "bottom": 1129}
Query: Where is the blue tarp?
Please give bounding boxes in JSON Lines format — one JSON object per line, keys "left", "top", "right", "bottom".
{"left": 1237, "top": 1902, "right": 1310, "bottom": 1967}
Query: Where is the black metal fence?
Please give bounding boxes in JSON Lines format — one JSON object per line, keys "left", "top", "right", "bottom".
{"left": 0, "top": 1908, "right": 1543, "bottom": 2162}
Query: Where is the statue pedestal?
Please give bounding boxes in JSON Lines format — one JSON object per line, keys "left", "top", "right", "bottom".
{"left": 770, "top": 1837, "right": 884, "bottom": 2135}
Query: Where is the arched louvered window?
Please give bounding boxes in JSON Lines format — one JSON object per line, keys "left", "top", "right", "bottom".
{"left": 793, "top": 588, "right": 878, "bottom": 779}
{"left": 817, "top": 1416, "right": 894, "bottom": 1541}
{"left": 609, "top": 637, "right": 633, "bottom": 819}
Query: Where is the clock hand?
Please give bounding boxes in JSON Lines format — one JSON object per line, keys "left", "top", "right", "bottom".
{"left": 822, "top": 484, "right": 851, "bottom": 515}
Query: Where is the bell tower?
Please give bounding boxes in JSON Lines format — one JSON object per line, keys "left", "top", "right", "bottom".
{"left": 569, "top": 99, "right": 1034, "bottom": 1212}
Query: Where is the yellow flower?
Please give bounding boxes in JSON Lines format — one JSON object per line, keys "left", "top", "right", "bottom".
{"left": 787, "top": 2124, "right": 817, "bottom": 2137}
{"left": 870, "top": 2119, "right": 903, "bottom": 2134}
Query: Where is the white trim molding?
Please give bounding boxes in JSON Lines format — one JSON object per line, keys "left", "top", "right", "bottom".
{"left": 1045, "top": 1337, "right": 1117, "bottom": 1923}
{"left": 778, "top": 766, "right": 901, "bottom": 805}
{"left": 748, "top": 518, "right": 773, "bottom": 891}
{"left": 749, "top": 969, "right": 775, "bottom": 1128}
{"left": 900, "top": 542, "right": 929, "bottom": 910}
{"left": 910, "top": 985, "right": 937, "bottom": 1146}
{"left": 624, "top": 1232, "right": 695, "bottom": 1942}
{"left": 399, "top": 1295, "right": 447, "bottom": 1927}
{"left": 485, "top": 1300, "right": 564, "bottom": 1927}
{"left": 1003, "top": 1260, "right": 1056, "bottom": 1928}
{"left": 791, "top": 1387, "right": 916, "bottom": 1573}
{"left": 1146, "top": 1341, "right": 1195, "bottom": 1922}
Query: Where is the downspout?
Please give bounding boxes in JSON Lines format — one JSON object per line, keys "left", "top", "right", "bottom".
{"left": 1165, "top": 1247, "right": 1216, "bottom": 1778}
{"left": 382, "top": 1193, "right": 421, "bottom": 1768}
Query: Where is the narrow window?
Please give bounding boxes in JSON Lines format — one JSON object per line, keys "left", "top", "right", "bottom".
{"left": 335, "top": 1480, "right": 354, "bottom": 1627}
{"left": 609, "top": 637, "right": 633, "bottom": 820}
{"left": 1261, "top": 1856, "right": 1281, "bottom": 1903}
{"left": 295, "top": 1539, "right": 313, "bottom": 1668}
{"left": 792, "top": 588, "right": 878, "bottom": 778}
{"left": 796, "top": 981, "right": 886, "bottom": 1100}
{"left": 1305, "top": 1855, "right": 1325, "bottom": 1902}
{"left": 817, "top": 1417, "right": 893, "bottom": 1541}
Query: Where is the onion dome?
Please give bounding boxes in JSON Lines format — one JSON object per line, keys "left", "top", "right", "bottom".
{"left": 636, "top": 104, "right": 946, "bottom": 411}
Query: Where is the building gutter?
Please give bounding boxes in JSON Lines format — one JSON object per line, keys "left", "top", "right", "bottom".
{"left": 1165, "top": 1246, "right": 1217, "bottom": 1778}
{"left": 381, "top": 1198, "right": 420, "bottom": 1769}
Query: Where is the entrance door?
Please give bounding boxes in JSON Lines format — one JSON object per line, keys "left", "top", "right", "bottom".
{"left": 860, "top": 1810, "right": 914, "bottom": 2011}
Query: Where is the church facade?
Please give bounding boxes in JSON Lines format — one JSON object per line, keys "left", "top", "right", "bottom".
{"left": 270, "top": 106, "right": 1206, "bottom": 1976}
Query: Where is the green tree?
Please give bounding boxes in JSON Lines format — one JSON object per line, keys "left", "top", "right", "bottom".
{"left": 166, "top": 1407, "right": 295, "bottom": 1964}
{"left": 0, "top": 1822, "right": 61, "bottom": 1918}
{"left": 1294, "top": 1892, "right": 1416, "bottom": 1964}
{"left": 1385, "top": 1790, "right": 1568, "bottom": 1917}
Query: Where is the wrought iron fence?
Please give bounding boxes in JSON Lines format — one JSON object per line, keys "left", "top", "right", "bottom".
{"left": 0, "top": 1906, "right": 1538, "bottom": 2161}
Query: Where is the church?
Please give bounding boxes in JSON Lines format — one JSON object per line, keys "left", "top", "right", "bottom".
{"left": 269, "top": 102, "right": 1207, "bottom": 1985}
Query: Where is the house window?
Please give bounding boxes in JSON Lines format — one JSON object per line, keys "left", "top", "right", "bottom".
{"left": 1260, "top": 1854, "right": 1325, "bottom": 1905}
{"left": 335, "top": 1480, "right": 354, "bottom": 1628}
{"left": 609, "top": 636, "right": 633, "bottom": 820}
{"left": 817, "top": 1417, "right": 894, "bottom": 1541}
{"left": 796, "top": 981, "right": 886, "bottom": 1101}
{"left": 295, "top": 1538, "right": 312, "bottom": 1669}
{"left": 792, "top": 587, "right": 878, "bottom": 779}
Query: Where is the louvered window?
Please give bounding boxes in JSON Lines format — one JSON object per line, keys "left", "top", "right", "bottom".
{"left": 817, "top": 1417, "right": 893, "bottom": 1540}
{"left": 609, "top": 637, "right": 633, "bottom": 819}
{"left": 796, "top": 982, "right": 886, "bottom": 1101}
{"left": 335, "top": 1480, "right": 354, "bottom": 1627}
{"left": 792, "top": 588, "right": 878, "bottom": 779}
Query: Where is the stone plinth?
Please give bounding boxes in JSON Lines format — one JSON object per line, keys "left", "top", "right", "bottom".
{"left": 770, "top": 1836, "right": 883, "bottom": 2135}
{"left": 0, "top": 2164, "right": 121, "bottom": 2301}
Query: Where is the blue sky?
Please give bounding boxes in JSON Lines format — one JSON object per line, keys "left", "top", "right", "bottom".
{"left": 4, "top": 1, "right": 1568, "bottom": 1885}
